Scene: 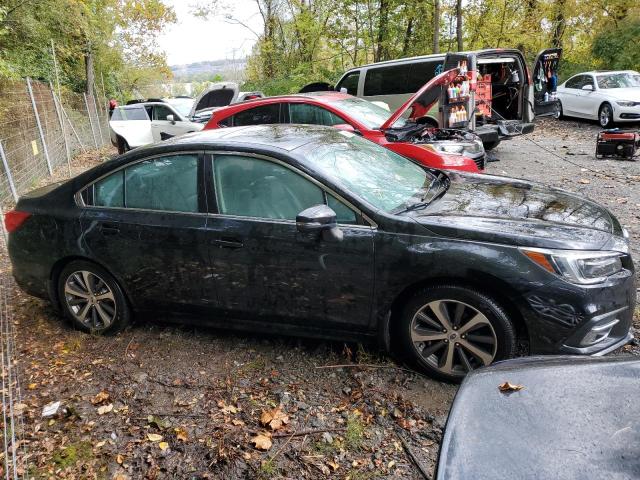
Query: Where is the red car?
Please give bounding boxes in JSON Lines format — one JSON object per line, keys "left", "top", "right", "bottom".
{"left": 203, "top": 72, "right": 485, "bottom": 173}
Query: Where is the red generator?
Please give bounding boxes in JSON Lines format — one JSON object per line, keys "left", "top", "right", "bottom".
{"left": 596, "top": 130, "right": 639, "bottom": 160}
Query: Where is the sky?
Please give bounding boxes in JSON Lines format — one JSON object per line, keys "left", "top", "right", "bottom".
{"left": 157, "top": 0, "right": 263, "bottom": 66}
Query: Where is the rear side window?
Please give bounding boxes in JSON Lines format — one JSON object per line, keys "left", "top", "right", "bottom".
{"left": 364, "top": 64, "right": 412, "bottom": 96}
{"left": 336, "top": 71, "right": 360, "bottom": 95}
{"left": 406, "top": 61, "right": 442, "bottom": 92}
{"left": 289, "top": 103, "right": 345, "bottom": 126}
{"left": 232, "top": 104, "right": 280, "bottom": 126}
{"left": 112, "top": 106, "right": 148, "bottom": 121}
{"left": 88, "top": 154, "right": 199, "bottom": 212}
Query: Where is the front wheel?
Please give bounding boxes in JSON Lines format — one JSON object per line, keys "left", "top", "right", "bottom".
{"left": 599, "top": 103, "right": 614, "bottom": 128}
{"left": 397, "top": 285, "right": 516, "bottom": 383}
{"left": 58, "top": 261, "right": 130, "bottom": 334}
{"left": 117, "top": 136, "right": 130, "bottom": 155}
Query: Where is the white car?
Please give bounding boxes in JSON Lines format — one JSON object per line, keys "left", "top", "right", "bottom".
{"left": 557, "top": 70, "right": 640, "bottom": 128}
{"left": 109, "top": 102, "right": 204, "bottom": 154}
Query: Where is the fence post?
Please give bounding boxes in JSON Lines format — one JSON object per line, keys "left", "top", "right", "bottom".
{"left": 84, "top": 93, "right": 99, "bottom": 148}
{"left": 50, "top": 82, "right": 72, "bottom": 176}
{"left": 0, "top": 141, "right": 18, "bottom": 203}
{"left": 90, "top": 93, "right": 104, "bottom": 146}
{"left": 55, "top": 92, "right": 87, "bottom": 153}
{"left": 26, "top": 77, "right": 53, "bottom": 176}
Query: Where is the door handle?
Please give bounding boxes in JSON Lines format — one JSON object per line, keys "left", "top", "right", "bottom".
{"left": 99, "top": 222, "right": 120, "bottom": 235}
{"left": 211, "top": 238, "right": 244, "bottom": 249}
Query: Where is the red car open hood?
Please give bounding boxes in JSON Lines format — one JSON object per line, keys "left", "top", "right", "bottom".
{"left": 380, "top": 69, "right": 460, "bottom": 130}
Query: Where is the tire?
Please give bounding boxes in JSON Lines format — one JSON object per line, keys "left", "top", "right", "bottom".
{"left": 483, "top": 140, "right": 500, "bottom": 151}
{"left": 58, "top": 260, "right": 130, "bottom": 335}
{"left": 117, "top": 136, "right": 129, "bottom": 155}
{"left": 396, "top": 285, "right": 516, "bottom": 383}
{"left": 555, "top": 100, "right": 563, "bottom": 119}
{"left": 599, "top": 103, "right": 614, "bottom": 128}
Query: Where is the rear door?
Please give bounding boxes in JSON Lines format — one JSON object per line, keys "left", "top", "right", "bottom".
{"left": 79, "top": 152, "right": 214, "bottom": 313}
{"left": 531, "top": 48, "right": 562, "bottom": 117}
{"left": 109, "top": 106, "right": 153, "bottom": 148}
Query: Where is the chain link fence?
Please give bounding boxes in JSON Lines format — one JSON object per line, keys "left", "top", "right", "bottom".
{"left": 0, "top": 78, "right": 110, "bottom": 208}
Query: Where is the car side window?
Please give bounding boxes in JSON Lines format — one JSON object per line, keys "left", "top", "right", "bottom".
{"left": 289, "top": 103, "right": 345, "bottom": 126}
{"left": 153, "top": 105, "right": 174, "bottom": 121}
{"left": 232, "top": 104, "right": 280, "bottom": 126}
{"left": 337, "top": 71, "right": 360, "bottom": 96}
{"left": 327, "top": 194, "right": 357, "bottom": 224}
{"left": 91, "top": 154, "right": 198, "bottom": 212}
{"left": 364, "top": 64, "right": 411, "bottom": 96}
{"left": 212, "top": 155, "right": 324, "bottom": 220}
{"left": 406, "top": 60, "right": 441, "bottom": 92}
{"left": 565, "top": 75, "right": 583, "bottom": 89}
{"left": 582, "top": 76, "right": 594, "bottom": 88}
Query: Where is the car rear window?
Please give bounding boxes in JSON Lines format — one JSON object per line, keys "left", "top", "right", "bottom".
{"left": 112, "top": 106, "right": 149, "bottom": 121}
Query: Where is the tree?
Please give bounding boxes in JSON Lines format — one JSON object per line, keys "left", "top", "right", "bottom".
{"left": 433, "top": 0, "right": 440, "bottom": 53}
{"left": 456, "top": 0, "right": 462, "bottom": 51}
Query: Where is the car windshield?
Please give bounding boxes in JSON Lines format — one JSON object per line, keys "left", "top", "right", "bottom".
{"left": 165, "top": 98, "right": 194, "bottom": 117}
{"left": 301, "top": 131, "right": 431, "bottom": 212}
{"left": 596, "top": 73, "right": 640, "bottom": 89}
{"left": 330, "top": 97, "right": 405, "bottom": 129}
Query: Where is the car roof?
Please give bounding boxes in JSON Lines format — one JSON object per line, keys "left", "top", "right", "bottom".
{"left": 235, "top": 91, "right": 353, "bottom": 105}
{"left": 151, "top": 124, "right": 347, "bottom": 153}
{"left": 573, "top": 70, "right": 638, "bottom": 76}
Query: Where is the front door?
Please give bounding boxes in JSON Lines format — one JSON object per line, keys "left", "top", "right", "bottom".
{"left": 204, "top": 152, "right": 375, "bottom": 330}
{"left": 150, "top": 104, "right": 198, "bottom": 142}
{"left": 79, "top": 152, "right": 214, "bottom": 312}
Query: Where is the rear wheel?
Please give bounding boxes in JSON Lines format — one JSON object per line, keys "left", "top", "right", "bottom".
{"left": 58, "top": 261, "right": 130, "bottom": 334}
{"left": 397, "top": 285, "right": 516, "bottom": 383}
{"left": 599, "top": 103, "right": 614, "bottom": 128}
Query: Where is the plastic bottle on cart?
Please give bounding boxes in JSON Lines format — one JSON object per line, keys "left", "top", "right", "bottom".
{"left": 544, "top": 91, "right": 549, "bottom": 102}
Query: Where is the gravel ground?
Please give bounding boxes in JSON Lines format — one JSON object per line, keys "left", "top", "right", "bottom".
{"left": 7, "top": 119, "right": 640, "bottom": 479}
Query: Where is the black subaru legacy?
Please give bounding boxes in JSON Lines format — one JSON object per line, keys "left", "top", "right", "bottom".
{"left": 6, "top": 125, "right": 635, "bottom": 382}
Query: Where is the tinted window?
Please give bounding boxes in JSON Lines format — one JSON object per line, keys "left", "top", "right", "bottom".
{"left": 406, "top": 61, "right": 442, "bottom": 92}
{"left": 337, "top": 71, "right": 360, "bottom": 95}
{"left": 95, "top": 171, "right": 124, "bottom": 207}
{"left": 125, "top": 155, "right": 198, "bottom": 212}
{"left": 213, "top": 155, "right": 323, "bottom": 220}
{"left": 363, "top": 64, "right": 411, "bottom": 96}
{"left": 232, "top": 104, "right": 280, "bottom": 126}
{"left": 565, "top": 75, "right": 585, "bottom": 89}
{"left": 152, "top": 105, "right": 175, "bottom": 121}
{"left": 112, "top": 106, "right": 148, "bottom": 121}
{"left": 289, "top": 103, "right": 345, "bottom": 126}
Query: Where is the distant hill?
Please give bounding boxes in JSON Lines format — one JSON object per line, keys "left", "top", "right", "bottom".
{"left": 170, "top": 58, "right": 247, "bottom": 82}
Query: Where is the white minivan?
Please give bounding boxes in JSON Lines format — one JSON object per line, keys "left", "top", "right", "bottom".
{"left": 330, "top": 48, "right": 562, "bottom": 150}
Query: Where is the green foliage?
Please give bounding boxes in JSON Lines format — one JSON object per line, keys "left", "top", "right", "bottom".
{"left": 592, "top": 16, "right": 640, "bottom": 72}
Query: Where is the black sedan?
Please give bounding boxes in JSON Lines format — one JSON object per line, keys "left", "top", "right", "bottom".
{"left": 6, "top": 125, "right": 635, "bottom": 382}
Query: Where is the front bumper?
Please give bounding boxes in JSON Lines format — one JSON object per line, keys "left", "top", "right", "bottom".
{"left": 520, "top": 262, "right": 636, "bottom": 356}
{"left": 613, "top": 105, "right": 640, "bottom": 122}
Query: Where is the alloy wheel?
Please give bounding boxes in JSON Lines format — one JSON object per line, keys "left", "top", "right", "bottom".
{"left": 410, "top": 300, "right": 497, "bottom": 377}
{"left": 599, "top": 105, "right": 612, "bottom": 127}
{"left": 64, "top": 270, "right": 117, "bottom": 329}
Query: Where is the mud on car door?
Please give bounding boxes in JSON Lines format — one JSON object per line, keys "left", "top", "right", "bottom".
{"left": 531, "top": 48, "right": 563, "bottom": 117}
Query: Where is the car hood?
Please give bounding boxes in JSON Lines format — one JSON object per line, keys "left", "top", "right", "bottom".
{"left": 381, "top": 68, "right": 460, "bottom": 130}
{"left": 408, "top": 172, "right": 622, "bottom": 250}
{"left": 598, "top": 87, "right": 640, "bottom": 101}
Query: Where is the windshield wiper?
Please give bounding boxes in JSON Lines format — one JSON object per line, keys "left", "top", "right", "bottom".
{"left": 394, "top": 172, "right": 448, "bottom": 214}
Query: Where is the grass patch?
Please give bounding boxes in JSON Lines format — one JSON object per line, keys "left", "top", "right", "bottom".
{"left": 52, "top": 441, "right": 93, "bottom": 469}
{"left": 344, "top": 415, "right": 365, "bottom": 451}
{"left": 257, "top": 458, "right": 278, "bottom": 479}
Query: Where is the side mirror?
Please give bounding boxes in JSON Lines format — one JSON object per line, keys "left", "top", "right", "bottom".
{"left": 296, "top": 204, "right": 343, "bottom": 242}
{"left": 581, "top": 84, "right": 594, "bottom": 91}
{"left": 166, "top": 114, "right": 176, "bottom": 124}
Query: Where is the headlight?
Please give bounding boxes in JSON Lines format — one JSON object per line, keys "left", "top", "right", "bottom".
{"left": 428, "top": 139, "right": 484, "bottom": 157}
{"left": 616, "top": 101, "right": 638, "bottom": 107}
{"left": 521, "top": 248, "right": 624, "bottom": 285}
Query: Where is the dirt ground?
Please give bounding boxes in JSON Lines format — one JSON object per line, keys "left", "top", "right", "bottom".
{"left": 8, "top": 118, "right": 640, "bottom": 479}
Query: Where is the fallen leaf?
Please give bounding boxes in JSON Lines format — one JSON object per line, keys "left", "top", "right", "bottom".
{"left": 28, "top": 383, "right": 37, "bottom": 390}
{"left": 327, "top": 460, "right": 339, "bottom": 471}
{"left": 174, "top": 427, "right": 188, "bottom": 442}
{"left": 97, "top": 404, "right": 113, "bottom": 415}
{"left": 218, "top": 400, "right": 238, "bottom": 414}
{"left": 116, "top": 454, "right": 124, "bottom": 464}
{"left": 147, "top": 433, "right": 163, "bottom": 442}
{"left": 158, "top": 442, "right": 169, "bottom": 451}
{"left": 260, "top": 406, "right": 289, "bottom": 431}
{"left": 578, "top": 178, "right": 590, "bottom": 184}
{"left": 498, "top": 381, "right": 524, "bottom": 392}
{"left": 251, "top": 433, "right": 272, "bottom": 450}
{"left": 231, "top": 419, "right": 245, "bottom": 427}
{"left": 91, "top": 390, "right": 110, "bottom": 405}
{"left": 95, "top": 440, "right": 106, "bottom": 449}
